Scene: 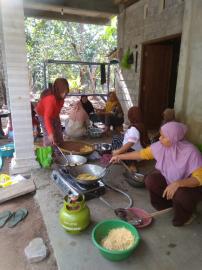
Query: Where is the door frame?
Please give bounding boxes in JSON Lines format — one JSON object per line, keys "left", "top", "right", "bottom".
{"left": 139, "top": 33, "right": 182, "bottom": 124}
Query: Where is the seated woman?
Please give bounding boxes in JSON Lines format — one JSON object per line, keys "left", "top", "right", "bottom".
{"left": 65, "top": 100, "right": 89, "bottom": 138}
{"left": 110, "top": 122, "right": 202, "bottom": 226}
{"left": 112, "top": 106, "right": 150, "bottom": 173}
{"left": 162, "top": 108, "right": 175, "bottom": 125}
{"left": 152, "top": 108, "right": 176, "bottom": 143}
{"left": 91, "top": 91, "right": 124, "bottom": 133}
{"left": 80, "top": 95, "right": 94, "bottom": 116}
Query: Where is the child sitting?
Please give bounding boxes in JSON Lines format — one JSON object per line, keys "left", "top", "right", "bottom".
{"left": 112, "top": 106, "right": 150, "bottom": 173}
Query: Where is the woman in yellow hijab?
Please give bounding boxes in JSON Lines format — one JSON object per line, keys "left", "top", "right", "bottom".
{"left": 91, "top": 91, "right": 124, "bottom": 133}
{"left": 105, "top": 92, "right": 119, "bottom": 112}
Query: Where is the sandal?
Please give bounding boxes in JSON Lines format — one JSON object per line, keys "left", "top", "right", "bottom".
{"left": 7, "top": 208, "right": 28, "bottom": 228}
{"left": 0, "top": 210, "right": 13, "bottom": 228}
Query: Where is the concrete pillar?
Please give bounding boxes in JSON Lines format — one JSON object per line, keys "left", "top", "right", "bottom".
{"left": 0, "top": 0, "right": 39, "bottom": 174}
{"left": 175, "top": 0, "right": 202, "bottom": 143}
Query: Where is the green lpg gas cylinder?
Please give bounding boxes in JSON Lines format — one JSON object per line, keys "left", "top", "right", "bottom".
{"left": 59, "top": 194, "right": 90, "bottom": 234}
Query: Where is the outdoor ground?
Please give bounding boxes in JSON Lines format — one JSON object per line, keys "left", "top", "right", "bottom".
{"left": 0, "top": 139, "right": 58, "bottom": 270}
{"left": 0, "top": 194, "right": 58, "bottom": 270}
{"left": 33, "top": 152, "right": 202, "bottom": 270}
{"left": 34, "top": 136, "right": 202, "bottom": 270}
{"left": 1, "top": 135, "right": 202, "bottom": 270}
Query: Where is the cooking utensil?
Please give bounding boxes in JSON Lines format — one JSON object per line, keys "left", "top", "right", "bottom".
{"left": 54, "top": 154, "right": 87, "bottom": 167}
{"left": 127, "top": 207, "right": 173, "bottom": 227}
{"left": 97, "top": 162, "right": 113, "bottom": 179}
{"left": 68, "top": 164, "right": 111, "bottom": 185}
{"left": 94, "top": 143, "right": 112, "bottom": 155}
{"left": 54, "top": 144, "right": 70, "bottom": 165}
{"left": 88, "top": 127, "right": 103, "bottom": 138}
{"left": 60, "top": 140, "right": 94, "bottom": 155}
{"left": 120, "top": 161, "right": 145, "bottom": 187}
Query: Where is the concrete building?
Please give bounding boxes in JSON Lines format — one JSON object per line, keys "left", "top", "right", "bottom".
{"left": 117, "top": 0, "right": 202, "bottom": 143}
{"left": 0, "top": 0, "right": 201, "bottom": 174}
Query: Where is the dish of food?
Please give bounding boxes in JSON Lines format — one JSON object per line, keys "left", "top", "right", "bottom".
{"left": 69, "top": 162, "right": 83, "bottom": 167}
{"left": 60, "top": 141, "right": 94, "bottom": 155}
{"left": 76, "top": 173, "right": 97, "bottom": 181}
{"left": 79, "top": 145, "right": 93, "bottom": 153}
{"left": 101, "top": 227, "right": 135, "bottom": 251}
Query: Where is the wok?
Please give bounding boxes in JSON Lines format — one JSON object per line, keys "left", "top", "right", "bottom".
{"left": 60, "top": 140, "right": 94, "bottom": 155}
{"left": 54, "top": 154, "right": 87, "bottom": 167}
{"left": 68, "top": 164, "right": 110, "bottom": 185}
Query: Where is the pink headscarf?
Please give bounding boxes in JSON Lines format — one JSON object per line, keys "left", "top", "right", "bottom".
{"left": 69, "top": 101, "right": 89, "bottom": 123}
{"left": 151, "top": 122, "right": 202, "bottom": 184}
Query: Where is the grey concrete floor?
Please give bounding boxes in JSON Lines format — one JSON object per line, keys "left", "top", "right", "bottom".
{"left": 33, "top": 157, "right": 202, "bottom": 270}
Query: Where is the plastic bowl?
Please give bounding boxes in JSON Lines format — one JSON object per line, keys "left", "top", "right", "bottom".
{"left": 0, "top": 143, "right": 14, "bottom": 158}
{"left": 92, "top": 219, "right": 140, "bottom": 261}
{"left": 88, "top": 127, "right": 103, "bottom": 138}
{"left": 94, "top": 143, "right": 112, "bottom": 155}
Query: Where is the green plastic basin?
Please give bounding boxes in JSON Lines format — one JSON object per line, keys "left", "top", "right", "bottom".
{"left": 92, "top": 219, "right": 140, "bottom": 261}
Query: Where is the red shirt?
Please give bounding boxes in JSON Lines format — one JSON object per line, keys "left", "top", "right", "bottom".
{"left": 36, "top": 95, "right": 64, "bottom": 135}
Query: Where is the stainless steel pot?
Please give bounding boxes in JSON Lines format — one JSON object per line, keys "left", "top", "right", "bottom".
{"left": 94, "top": 143, "right": 112, "bottom": 155}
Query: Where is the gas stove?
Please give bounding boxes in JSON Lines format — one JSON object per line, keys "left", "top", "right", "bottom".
{"left": 51, "top": 168, "right": 106, "bottom": 200}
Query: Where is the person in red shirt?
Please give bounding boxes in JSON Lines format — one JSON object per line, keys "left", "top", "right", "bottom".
{"left": 36, "top": 78, "right": 69, "bottom": 146}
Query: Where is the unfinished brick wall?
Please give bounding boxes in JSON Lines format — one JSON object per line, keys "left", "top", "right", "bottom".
{"left": 117, "top": 0, "right": 184, "bottom": 117}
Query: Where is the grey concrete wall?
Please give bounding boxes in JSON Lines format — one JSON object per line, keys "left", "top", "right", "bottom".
{"left": 0, "top": 0, "right": 39, "bottom": 174}
{"left": 117, "top": 0, "right": 184, "bottom": 116}
{"left": 175, "top": 0, "right": 202, "bottom": 144}
{"left": 0, "top": 25, "right": 6, "bottom": 107}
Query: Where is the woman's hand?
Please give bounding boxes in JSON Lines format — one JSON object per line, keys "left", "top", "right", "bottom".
{"left": 162, "top": 181, "right": 180, "bottom": 200}
{"left": 48, "top": 133, "right": 55, "bottom": 145}
{"left": 112, "top": 149, "right": 121, "bottom": 156}
{"left": 110, "top": 155, "right": 121, "bottom": 164}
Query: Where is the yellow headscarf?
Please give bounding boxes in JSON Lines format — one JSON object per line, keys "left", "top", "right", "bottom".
{"left": 105, "top": 92, "right": 119, "bottom": 113}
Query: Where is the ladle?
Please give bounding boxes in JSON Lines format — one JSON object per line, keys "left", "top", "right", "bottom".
{"left": 120, "top": 160, "right": 145, "bottom": 186}
{"left": 54, "top": 144, "right": 69, "bottom": 165}
{"left": 127, "top": 207, "right": 173, "bottom": 226}
{"left": 114, "top": 208, "right": 144, "bottom": 225}
{"left": 97, "top": 162, "right": 113, "bottom": 179}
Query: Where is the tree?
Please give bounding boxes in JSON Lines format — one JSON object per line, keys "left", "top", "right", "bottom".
{"left": 25, "top": 17, "right": 117, "bottom": 94}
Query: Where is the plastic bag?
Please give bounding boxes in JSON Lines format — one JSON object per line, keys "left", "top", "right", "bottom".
{"left": 0, "top": 174, "right": 26, "bottom": 188}
{"left": 120, "top": 48, "right": 133, "bottom": 69}
{"left": 36, "top": 146, "right": 53, "bottom": 168}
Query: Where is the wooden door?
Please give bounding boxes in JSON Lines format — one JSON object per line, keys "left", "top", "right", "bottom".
{"left": 140, "top": 44, "right": 173, "bottom": 129}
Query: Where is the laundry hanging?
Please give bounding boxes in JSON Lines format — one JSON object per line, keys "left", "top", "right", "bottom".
{"left": 100, "top": 64, "right": 106, "bottom": 85}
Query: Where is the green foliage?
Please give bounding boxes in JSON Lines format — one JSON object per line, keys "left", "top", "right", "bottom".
{"left": 25, "top": 17, "right": 117, "bottom": 92}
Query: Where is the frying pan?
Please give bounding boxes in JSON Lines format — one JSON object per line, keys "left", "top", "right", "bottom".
{"left": 60, "top": 140, "right": 94, "bottom": 155}
{"left": 68, "top": 164, "right": 111, "bottom": 185}
{"left": 116, "top": 207, "right": 172, "bottom": 228}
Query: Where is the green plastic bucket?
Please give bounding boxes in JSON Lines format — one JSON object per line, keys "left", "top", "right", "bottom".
{"left": 92, "top": 219, "right": 140, "bottom": 261}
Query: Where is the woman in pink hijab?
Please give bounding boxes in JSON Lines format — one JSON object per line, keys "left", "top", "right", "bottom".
{"left": 65, "top": 101, "right": 89, "bottom": 138}
{"left": 110, "top": 122, "right": 202, "bottom": 226}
